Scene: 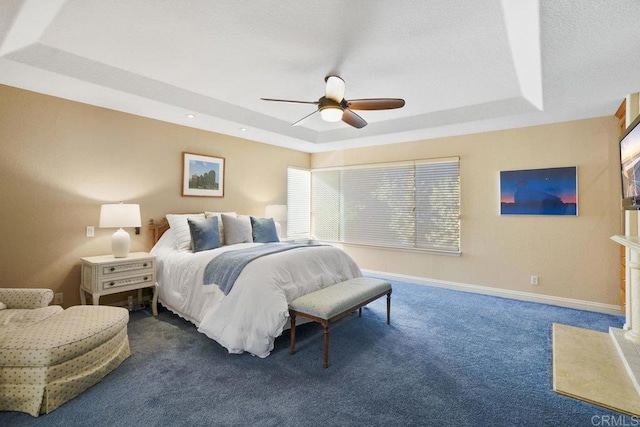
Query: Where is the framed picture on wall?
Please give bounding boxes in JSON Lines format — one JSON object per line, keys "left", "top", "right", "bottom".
{"left": 500, "top": 166, "right": 577, "bottom": 215}
{"left": 182, "top": 152, "right": 225, "bottom": 197}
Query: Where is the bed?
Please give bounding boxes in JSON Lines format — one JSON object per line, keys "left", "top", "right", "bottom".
{"left": 148, "top": 213, "right": 362, "bottom": 358}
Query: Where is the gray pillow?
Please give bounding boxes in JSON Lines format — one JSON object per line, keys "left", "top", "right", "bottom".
{"left": 187, "top": 217, "right": 221, "bottom": 253}
{"left": 222, "top": 214, "right": 253, "bottom": 245}
{"left": 250, "top": 216, "right": 280, "bottom": 243}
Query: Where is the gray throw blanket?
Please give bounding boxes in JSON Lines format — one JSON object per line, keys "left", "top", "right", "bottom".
{"left": 203, "top": 243, "right": 321, "bottom": 295}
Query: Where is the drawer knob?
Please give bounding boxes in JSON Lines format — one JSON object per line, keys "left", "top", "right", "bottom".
{"left": 143, "top": 276, "right": 148, "bottom": 281}
{"left": 109, "top": 282, "right": 114, "bottom": 287}
{"left": 143, "top": 263, "right": 148, "bottom": 267}
{"left": 110, "top": 267, "right": 115, "bottom": 272}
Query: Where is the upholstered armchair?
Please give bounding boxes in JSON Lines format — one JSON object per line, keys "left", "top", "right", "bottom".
{"left": 0, "top": 287, "right": 131, "bottom": 417}
{"left": 0, "top": 288, "right": 55, "bottom": 308}
{"left": 0, "top": 288, "right": 63, "bottom": 327}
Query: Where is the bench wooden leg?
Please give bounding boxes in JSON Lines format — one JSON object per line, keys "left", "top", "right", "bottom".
{"left": 387, "top": 291, "right": 391, "bottom": 325}
{"left": 322, "top": 320, "right": 329, "bottom": 369}
{"left": 290, "top": 312, "right": 296, "bottom": 355}
{"left": 358, "top": 307, "right": 362, "bottom": 317}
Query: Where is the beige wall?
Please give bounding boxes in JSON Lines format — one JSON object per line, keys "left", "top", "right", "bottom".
{"left": 0, "top": 83, "right": 623, "bottom": 309}
{"left": 0, "top": 85, "right": 309, "bottom": 306}
{"left": 312, "top": 116, "right": 622, "bottom": 306}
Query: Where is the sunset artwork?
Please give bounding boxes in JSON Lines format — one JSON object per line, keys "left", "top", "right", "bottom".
{"left": 500, "top": 167, "right": 577, "bottom": 215}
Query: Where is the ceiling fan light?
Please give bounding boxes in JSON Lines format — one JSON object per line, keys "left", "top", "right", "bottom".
{"left": 320, "top": 106, "right": 343, "bottom": 122}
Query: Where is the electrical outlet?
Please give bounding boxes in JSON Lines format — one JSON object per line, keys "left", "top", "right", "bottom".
{"left": 86, "top": 226, "right": 95, "bottom": 237}
{"left": 54, "top": 292, "right": 64, "bottom": 305}
{"left": 530, "top": 275, "right": 539, "bottom": 286}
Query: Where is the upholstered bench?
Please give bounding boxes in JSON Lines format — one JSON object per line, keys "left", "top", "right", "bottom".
{"left": 0, "top": 305, "right": 130, "bottom": 416}
{"left": 288, "top": 277, "right": 392, "bottom": 368}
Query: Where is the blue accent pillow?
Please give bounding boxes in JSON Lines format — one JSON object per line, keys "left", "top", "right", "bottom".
{"left": 187, "top": 217, "right": 221, "bottom": 252}
{"left": 250, "top": 216, "right": 280, "bottom": 243}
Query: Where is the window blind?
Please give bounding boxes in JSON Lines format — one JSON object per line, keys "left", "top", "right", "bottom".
{"left": 309, "top": 157, "right": 460, "bottom": 254}
{"left": 341, "top": 163, "right": 415, "bottom": 247}
{"left": 286, "top": 167, "right": 310, "bottom": 239}
{"left": 415, "top": 159, "right": 460, "bottom": 252}
{"left": 311, "top": 169, "right": 341, "bottom": 241}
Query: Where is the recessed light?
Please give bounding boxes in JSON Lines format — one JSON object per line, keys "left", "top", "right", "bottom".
{"left": 186, "top": 114, "right": 195, "bottom": 119}
{"left": 240, "top": 127, "right": 247, "bottom": 132}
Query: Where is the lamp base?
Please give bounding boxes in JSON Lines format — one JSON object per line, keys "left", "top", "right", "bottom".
{"left": 111, "top": 228, "right": 131, "bottom": 258}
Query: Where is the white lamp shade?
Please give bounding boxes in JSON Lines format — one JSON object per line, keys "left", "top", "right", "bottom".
{"left": 99, "top": 204, "right": 141, "bottom": 228}
{"left": 265, "top": 205, "right": 287, "bottom": 222}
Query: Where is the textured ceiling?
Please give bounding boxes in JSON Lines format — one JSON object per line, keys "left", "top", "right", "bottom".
{"left": 1, "top": 0, "right": 639, "bottom": 153}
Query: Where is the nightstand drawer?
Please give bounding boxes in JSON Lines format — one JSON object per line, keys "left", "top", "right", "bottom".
{"left": 102, "top": 260, "right": 154, "bottom": 276}
{"left": 101, "top": 273, "right": 154, "bottom": 290}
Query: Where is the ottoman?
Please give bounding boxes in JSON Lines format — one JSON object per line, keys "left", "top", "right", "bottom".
{"left": 0, "top": 305, "right": 130, "bottom": 416}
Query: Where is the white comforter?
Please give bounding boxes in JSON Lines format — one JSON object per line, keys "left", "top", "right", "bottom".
{"left": 151, "top": 230, "right": 362, "bottom": 358}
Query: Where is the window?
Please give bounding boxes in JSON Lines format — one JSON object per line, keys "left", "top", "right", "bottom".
{"left": 288, "top": 157, "right": 460, "bottom": 253}
{"left": 286, "top": 167, "right": 310, "bottom": 239}
{"left": 310, "top": 168, "right": 341, "bottom": 242}
{"left": 414, "top": 159, "right": 460, "bottom": 252}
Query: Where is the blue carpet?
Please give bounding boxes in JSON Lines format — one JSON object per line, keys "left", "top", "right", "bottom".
{"left": 0, "top": 280, "right": 629, "bottom": 426}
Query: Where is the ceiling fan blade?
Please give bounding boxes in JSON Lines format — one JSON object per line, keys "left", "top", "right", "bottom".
{"left": 325, "top": 75, "right": 345, "bottom": 102}
{"left": 261, "top": 98, "right": 318, "bottom": 105}
{"left": 342, "top": 109, "right": 367, "bottom": 129}
{"left": 291, "top": 109, "right": 319, "bottom": 127}
{"left": 346, "top": 98, "right": 405, "bottom": 110}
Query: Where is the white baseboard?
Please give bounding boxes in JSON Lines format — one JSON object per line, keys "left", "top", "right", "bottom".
{"left": 361, "top": 269, "right": 622, "bottom": 316}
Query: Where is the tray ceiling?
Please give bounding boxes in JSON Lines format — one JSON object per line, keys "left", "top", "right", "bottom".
{"left": 1, "top": 0, "right": 639, "bottom": 153}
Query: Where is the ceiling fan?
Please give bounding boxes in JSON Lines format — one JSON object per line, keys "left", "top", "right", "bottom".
{"left": 261, "top": 75, "right": 405, "bottom": 129}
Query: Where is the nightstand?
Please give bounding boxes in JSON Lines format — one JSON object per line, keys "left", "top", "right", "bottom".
{"left": 80, "top": 252, "right": 158, "bottom": 316}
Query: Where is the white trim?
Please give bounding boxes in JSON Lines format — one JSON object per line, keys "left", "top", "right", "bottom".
{"left": 362, "top": 269, "right": 622, "bottom": 316}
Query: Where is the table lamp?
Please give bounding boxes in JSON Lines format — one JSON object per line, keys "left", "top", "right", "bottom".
{"left": 99, "top": 203, "right": 141, "bottom": 257}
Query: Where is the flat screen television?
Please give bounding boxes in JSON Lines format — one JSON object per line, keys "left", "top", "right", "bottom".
{"left": 620, "top": 114, "right": 640, "bottom": 209}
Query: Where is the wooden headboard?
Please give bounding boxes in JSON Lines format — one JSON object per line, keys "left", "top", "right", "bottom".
{"left": 148, "top": 218, "right": 170, "bottom": 247}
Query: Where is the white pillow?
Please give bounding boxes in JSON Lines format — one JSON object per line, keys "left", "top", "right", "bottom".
{"left": 0, "top": 301, "right": 6, "bottom": 310}
{"left": 221, "top": 214, "right": 253, "bottom": 245}
{"left": 205, "top": 212, "right": 236, "bottom": 245}
{"left": 166, "top": 213, "right": 205, "bottom": 251}
{"left": 151, "top": 228, "right": 176, "bottom": 252}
